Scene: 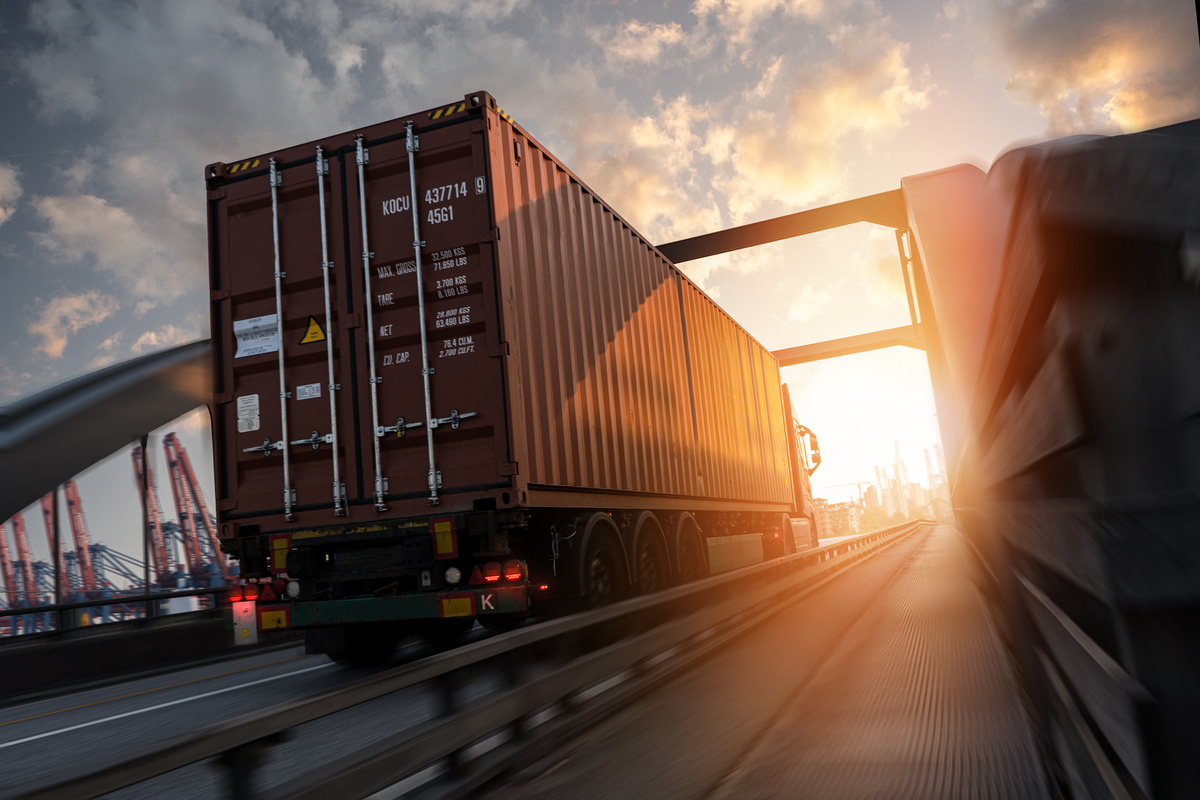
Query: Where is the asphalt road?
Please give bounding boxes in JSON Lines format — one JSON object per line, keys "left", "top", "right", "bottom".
{"left": 481, "top": 525, "right": 1049, "bottom": 800}
{"left": 0, "top": 629, "right": 498, "bottom": 799}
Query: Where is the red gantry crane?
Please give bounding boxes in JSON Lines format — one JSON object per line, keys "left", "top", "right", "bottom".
{"left": 131, "top": 446, "right": 173, "bottom": 586}
{"left": 38, "top": 495, "right": 66, "bottom": 596}
{"left": 163, "top": 433, "right": 228, "bottom": 582}
{"left": 10, "top": 513, "right": 38, "bottom": 606}
{"left": 161, "top": 435, "right": 204, "bottom": 581}
{"left": 63, "top": 481, "right": 98, "bottom": 594}
{"left": 0, "top": 519, "right": 17, "bottom": 609}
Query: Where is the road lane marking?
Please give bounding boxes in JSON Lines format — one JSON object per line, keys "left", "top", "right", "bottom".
{"left": 0, "top": 662, "right": 333, "bottom": 750}
{"left": 0, "top": 653, "right": 306, "bottom": 728}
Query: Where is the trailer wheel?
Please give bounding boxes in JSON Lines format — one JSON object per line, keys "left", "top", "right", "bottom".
{"left": 583, "top": 536, "right": 622, "bottom": 609}
{"left": 479, "top": 615, "right": 526, "bottom": 633}
{"left": 329, "top": 624, "right": 401, "bottom": 666}
{"left": 676, "top": 521, "right": 706, "bottom": 584}
{"left": 635, "top": 533, "right": 669, "bottom": 595}
{"left": 415, "top": 618, "right": 475, "bottom": 647}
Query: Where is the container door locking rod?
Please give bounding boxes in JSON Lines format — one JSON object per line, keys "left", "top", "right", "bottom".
{"left": 406, "top": 121, "right": 442, "bottom": 505}
{"left": 315, "top": 146, "right": 345, "bottom": 515}
{"left": 355, "top": 136, "right": 388, "bottom": 511}
{"left": 268, "top": 158, "right": 294, "bottom": 521}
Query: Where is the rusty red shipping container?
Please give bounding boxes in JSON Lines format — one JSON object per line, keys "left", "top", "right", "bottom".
{"left": 206, "top": 91, "right": 797, "bottom": 541}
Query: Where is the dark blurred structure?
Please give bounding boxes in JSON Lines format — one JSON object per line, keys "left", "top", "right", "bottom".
{"left": 915, "top": 124, "right": 1200, "bottom": 799}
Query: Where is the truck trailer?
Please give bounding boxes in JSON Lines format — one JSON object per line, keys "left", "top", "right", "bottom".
{"left": 206, "top": 91, "right": 821, "bottom": 662}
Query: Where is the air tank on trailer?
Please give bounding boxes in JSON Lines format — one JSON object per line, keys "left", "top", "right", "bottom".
{"left": 206, "top": 91, "right": 821, "bottom": 663}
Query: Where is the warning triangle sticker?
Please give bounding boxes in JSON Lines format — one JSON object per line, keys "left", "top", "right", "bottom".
{"left": 259, "top": 583, "right": 277, "bottom": 601}
{"left": 299, "top": 316, "right": 326, "bottom": 345}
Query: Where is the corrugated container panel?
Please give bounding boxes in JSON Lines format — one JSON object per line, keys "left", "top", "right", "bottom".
{"left": 493, "top": 118, "right": 704, "bottom": 500}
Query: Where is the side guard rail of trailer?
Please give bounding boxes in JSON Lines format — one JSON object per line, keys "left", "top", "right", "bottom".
{"left": 23, "top": 519, "right": 935, "bottom": 800}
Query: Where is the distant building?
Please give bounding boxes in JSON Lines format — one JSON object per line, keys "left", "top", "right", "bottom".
{"left": 813, "top": 498, "right": 862, "bottom": 537}
{"left": 864, "top": 485, "right": 879, "bottom": 509}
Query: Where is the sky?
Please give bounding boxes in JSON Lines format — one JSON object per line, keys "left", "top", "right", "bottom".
{"left": 1, "top": 0, "right": 1199, "bottom": 573}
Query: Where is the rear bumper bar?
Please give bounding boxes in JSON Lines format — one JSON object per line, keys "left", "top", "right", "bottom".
{"left": 276, "top": 584, "right": 529, "bottom": 628}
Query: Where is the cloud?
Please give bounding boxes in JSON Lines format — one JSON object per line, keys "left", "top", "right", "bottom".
{"left": 713, "top": 29, "right": 929, "bottom": 224}
{"left": 0, "top": 163, "right": 22, "bottom": 225}
{"left": 29, "top": 291, "right": 120, "bottom": 358}
{"left": 131, "top": 324, "right": 196, "bottom": 354}
{"left": 786, "top": 284, "right": 834, "bottom": 322}
{"left": 693, "top": 0, "right": 826, "bottom": 49}
{"left": 863, "top": 226, "right": 905, "bottom": 307}
{"left": 0, "top": 359, "right": 34, "bottom": 401}
{"left": 33, "top": 194, "right": 196, "bottom": 301}
{"left": 20, "top": 0, "right": 365, "bottom": 306}
{"left": 985, "top": 0, "right": 1200, "bottom": 135}
{"left": 578, "top": 95, "right": 724, "bottom": 243}
{"left": 590, "top": 21, "right": 686, "bottom": 69}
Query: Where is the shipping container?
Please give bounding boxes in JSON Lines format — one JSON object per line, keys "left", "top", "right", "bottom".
{"left": 206, "top": 92, "right": 820, "bottom": 661}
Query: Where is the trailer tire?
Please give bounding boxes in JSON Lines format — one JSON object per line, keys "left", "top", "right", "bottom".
{"left": 582, "top": 533, "right": 623, "bottom": 609}
{"left": 675, "top": 516, "right": 707, "bottom": 584}
{"left": 329, "top": 624, "right": 401, "bottom": 666}
{"left": 633, "top": 514, "right": 669, "bottom": 596}
{"left": 416, "top": 618, "right": 475, "bottom": 648}
{"left": 479, "top": 615, "right": 526, "bottom": 633}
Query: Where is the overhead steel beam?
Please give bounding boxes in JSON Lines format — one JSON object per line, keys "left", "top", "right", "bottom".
{"left": 0, "top": 339, "right": 212, "bottom": 522}
{"left": 772, "top": 325, "right": 924, "bottom": 367}
{"left": 656, "top": 189, "right": 907, "bottom": 264}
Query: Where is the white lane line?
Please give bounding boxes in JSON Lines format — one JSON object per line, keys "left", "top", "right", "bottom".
{"left": 0, "top": 662, "right": 333, "bottom": 750}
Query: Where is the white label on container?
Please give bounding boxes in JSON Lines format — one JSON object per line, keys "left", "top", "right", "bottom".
{"left": 296, "top": 382, "right": 321, "bottom": 401}
{"left": 233, "top": 314, "right": 279, "bottom": 358}
{"left": 236, "top": 394, "right": 260, "bottom": 433}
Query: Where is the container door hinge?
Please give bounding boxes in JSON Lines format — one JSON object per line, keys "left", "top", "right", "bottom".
{"left": 213, "top": 393, "right": 233, "bottom": 404}
{"left": 489, "top": 342, "right": 509, "bottom": 357}
{"left": 430, "top": 409, "right": 476, "bottom": 430}
{"left": 343, "top": 312, "right": 362, "bottom": 329}
{"left": 210, "top": 289, "right": 230, "bottom": 301}
{"left": 499, "top": 462, "right": 519, "bottom": 477}
{"left": 481, "top": 227, "right": 501, "bottom": 243}
{"left": 217, "top": 499, "right": 237, "bottom": 511}
{"left": 470, "top": 120, "right": 485, "bottom": 133}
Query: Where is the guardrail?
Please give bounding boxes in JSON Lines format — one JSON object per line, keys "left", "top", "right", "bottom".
{"left": 20, "top": 519, "right": 934, "bottom": 800}
{"left": 0, "top": 585, "right": 226, "bottom": 638}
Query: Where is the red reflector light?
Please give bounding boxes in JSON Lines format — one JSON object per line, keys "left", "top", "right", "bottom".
{"left": 242, "top": 584, "right": 261, "bottom": 601}
{"left": 504, "top": 559, "right": 523, "bottom": 581}
{"left": 225, "top": 586, "right": 243, "bottom": 603}
{"left": 483, "top": 562, "right": 501, "bottom": 582}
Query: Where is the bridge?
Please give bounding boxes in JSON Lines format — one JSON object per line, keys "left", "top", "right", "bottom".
{"left": 1, "top": 121, "right": 1196, "bottom": 800}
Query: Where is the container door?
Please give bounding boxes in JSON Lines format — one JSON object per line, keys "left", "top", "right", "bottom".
{"left": 346, "top": 117, "right": 510, "bottom": 511}
{"left": 215, "top": 152, "right": 357, "bottom": 525}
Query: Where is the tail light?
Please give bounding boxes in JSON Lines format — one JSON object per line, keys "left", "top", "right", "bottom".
{"left": 226, "top": 583, "right": 263, "bottom": 603}
{"left": 504, "top": 560, "right": 524, "bottom": 581}
{"left": 483, "top": 562, "right": 501, "bottom": 583}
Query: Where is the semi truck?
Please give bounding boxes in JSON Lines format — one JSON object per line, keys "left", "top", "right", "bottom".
{"left": 206, "top": 91, "right": 821, "bottom": 662}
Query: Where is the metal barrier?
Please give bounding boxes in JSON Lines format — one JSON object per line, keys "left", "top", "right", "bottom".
{"left": 20, "top": 520, "right": 934, "bottom": 800}
{"left": 0, "top": 586, "right": 225, "bottom": 637}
